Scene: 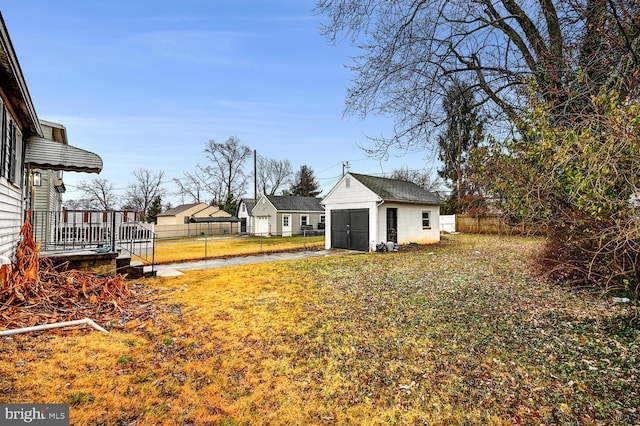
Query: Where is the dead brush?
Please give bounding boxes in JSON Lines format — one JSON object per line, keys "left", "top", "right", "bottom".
{"left": 0, "top": 211, "right": 147, "bottom": 330}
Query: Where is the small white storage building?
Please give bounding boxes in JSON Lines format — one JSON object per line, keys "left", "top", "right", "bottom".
{"left": 322, "top": 173, "right": 442, "bottom": 251}
{"left": 251, "top": 195, "right": 324, "bottom": 237}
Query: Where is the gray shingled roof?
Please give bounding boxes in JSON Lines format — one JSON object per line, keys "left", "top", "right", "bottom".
{"left": 241, "top": 199, "right": 256, "bottom": 212}
{"left": 266, "top": 195, "right": 324, "bottom": 212}
{"left": 350, "top": 173, "right": 443, "bottom": 204}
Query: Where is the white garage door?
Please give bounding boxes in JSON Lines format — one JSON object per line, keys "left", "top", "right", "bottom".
{"left": 255, "top": 216, "right": 270, "bottom": 236}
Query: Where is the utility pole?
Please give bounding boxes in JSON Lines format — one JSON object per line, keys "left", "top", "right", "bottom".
{"left": 254, "top": 149, "right": 257, "bottom": 203}
{"left": 342, "top": 161, "right": 350, "bottom": 177}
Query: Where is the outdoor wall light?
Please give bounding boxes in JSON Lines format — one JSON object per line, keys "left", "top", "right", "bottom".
{"left": 32, "top": 171, "right": 41, "bottom": 186}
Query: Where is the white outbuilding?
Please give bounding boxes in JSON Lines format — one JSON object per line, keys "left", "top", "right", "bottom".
{"left": 322, "top": 173, "right": 442, "bottom": 251}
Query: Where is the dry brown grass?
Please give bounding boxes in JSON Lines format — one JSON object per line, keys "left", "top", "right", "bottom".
{"left": 1, "top": 234, "right": 638, "bottom": 425}
{"left": 150, "top": 235, "right": 324, "bottom": 264}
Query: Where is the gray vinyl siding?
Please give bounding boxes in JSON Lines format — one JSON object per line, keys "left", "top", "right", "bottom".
{"left": 0, "top": 175, "right": 23, "bottom": 258}
{"left": 0, "top": 107, "right": 27, "bottom": 258}
{"left": 32, "top": 170, "right": 61, "bottom": 212}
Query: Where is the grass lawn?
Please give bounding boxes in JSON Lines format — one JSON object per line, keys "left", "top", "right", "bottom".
{"left": 1, "top": 234, "right": 638, "bottom": 424}
{"left": 150, "top": 235, "right": 325, "bottom": 264}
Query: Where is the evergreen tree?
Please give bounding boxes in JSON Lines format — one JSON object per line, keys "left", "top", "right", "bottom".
{"left": 289, "top": 165, "right": 321, "bottom": 197}
{"left": 436, "top": 81, "right": 484, "bottom": 213}
{"left": 146, "top": 196, "right": 163, "bottom": 224}
{"left": 218, "top": 193, "right": 237, "bottom": 215}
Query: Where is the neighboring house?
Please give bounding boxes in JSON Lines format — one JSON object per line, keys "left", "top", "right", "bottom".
{"left": 251, "top": 195, "right": 325, "bottom": 237}
{"left": 322, "top": 172, "right": 442, "bottom": 252}
{"left": 156, "top": 203, "right": 230, "bottom": 225}
{"left": 0, "top": 13, "right": 102, "bottom": 259}
{"left": 236, "top": 198, "right": 256, "bottom": 234}
{"left": 154, "top": 202, "right": 237, "bottom": 238}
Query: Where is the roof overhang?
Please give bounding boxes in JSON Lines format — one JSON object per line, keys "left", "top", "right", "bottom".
{"left": 25, "top": 137, "right": 103, "bottom": 173}
{"left": 0, "top": 13, "right": 42, "bottom": 137}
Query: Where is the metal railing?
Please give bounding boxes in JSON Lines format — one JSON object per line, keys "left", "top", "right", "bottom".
{"left": 31, "top": 210, "right": 156, "bottom": 271}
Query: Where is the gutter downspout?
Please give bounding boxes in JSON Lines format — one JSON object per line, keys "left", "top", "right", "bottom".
{"left": 372, "top": 198, "right": 385, "bottom": 251}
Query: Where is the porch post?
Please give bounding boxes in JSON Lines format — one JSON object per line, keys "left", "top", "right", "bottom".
{"left": 110, "top": 211, "right": 116, "bottom": 253}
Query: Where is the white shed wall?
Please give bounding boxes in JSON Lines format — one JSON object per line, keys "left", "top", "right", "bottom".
{"left": 377, "top": 202, "right": 440, "bottom": 245}
{"left": 237, "top": 201, "right": 253, "bottom": 233}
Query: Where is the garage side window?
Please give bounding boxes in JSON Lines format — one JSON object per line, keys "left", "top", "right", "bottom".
{"left": 301, "top": 215, "right": 309, "bottom": 226}
{"left": 422, "top": 211, "right": 431, "bottom": 229}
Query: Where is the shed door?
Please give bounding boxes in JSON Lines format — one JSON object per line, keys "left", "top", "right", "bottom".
{"left": 330, "top": 209, "right": 369, "bottom": 251}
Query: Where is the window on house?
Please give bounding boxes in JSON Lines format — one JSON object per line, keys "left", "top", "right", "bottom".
{"left": 0, "top": 101, "right": 7, "bottom": 180}
{"left": 283, "top": 215, "right": 289, "bottom": 227}
{"left": 0, "top": 100, "right": 19, "bottom": 185}
{"left": 320, "top": 215, "right": 325, "bottom": 224}
{"left": 422, "top": 211, "right": 431, "bottom": 229}
{"left": 301, "top": 215, "right": 309, "bottom": 226}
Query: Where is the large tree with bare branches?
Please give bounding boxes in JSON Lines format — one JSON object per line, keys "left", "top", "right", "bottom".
{"left": 202, "top": 136, "right": 252, "bottom": 205}
{"left": 123, "top": 169, "right": 166, "bottom": 220}
{"left": 318, "top": 1, "right": 640, "bottom": 296}
{"left": 316, "top": 0, "right": 640, "bottom": 153}
{"left": 71, "top": 178, "right": 119, "bottom": 210}
{"left": 257, "top": 156, "right": 293, "bottom": 196}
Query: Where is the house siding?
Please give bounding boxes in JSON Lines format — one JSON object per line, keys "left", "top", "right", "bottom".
{"left": 251, "top": 197, "right": 324, "bottom": 236}
{"left": 252, "top": 198, "right": 277, "bottom": 236}
{"left": 0, "top": 176, "right": 23, "bottom": 257}
{"left": 237, "top": 200, "right": 254, "bottom": 233}
{"left": 32, "top": 170, "right": 60, "bottom": 211}
{"left": 377, "top": 202, "right": 440, "bottom": 245}
{"left": 0, "top": 117, "right": 26, "bottom": 258}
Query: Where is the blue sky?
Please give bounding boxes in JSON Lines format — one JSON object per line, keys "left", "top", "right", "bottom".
{"left": 1, "top": 0, "right": 438, "bottom": 205}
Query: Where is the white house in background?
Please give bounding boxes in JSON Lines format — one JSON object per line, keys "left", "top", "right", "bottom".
{"left": 236, "top": 198, "right": 256, "bottom": 233}
{"left": 251, "top": 195, "right": 325, "bottom": 237}
{"left": 0, "top": 13, "right": 102, "bottom": 258}
{"left": 322, "top": 172, "right": 443, "bottom": 251}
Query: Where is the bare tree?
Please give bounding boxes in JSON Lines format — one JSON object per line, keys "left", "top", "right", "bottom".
{"left": 71, "top": 178, "right": 119, "bottom": 210}
{"left": 257, "top": 156, "right": 293, "bottom": 196}
{"left": 316, "top": 0, "right": 640, "bottom": 154}
{"left": 389, "top": 167, "right": 441, "bottom": 192}
{"left": 123, "top": 169, "right": 166, "bottom": 219}
{"left": 201, "top": 136, "right": 252, "bottom": 205}
{"left": 173, "top": 170, "right": 208, "bottom": 204}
